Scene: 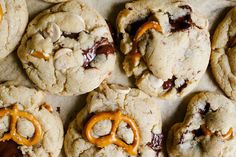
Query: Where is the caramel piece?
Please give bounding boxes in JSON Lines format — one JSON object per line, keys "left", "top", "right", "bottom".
{"left": 31, "top": 51, "right": 49, "bottom": 60}
{"left": 0, "top": 105, "right": 42, "bottom": 146}
{"left": 84, "top": 110, "right": 140, "bottom": 156}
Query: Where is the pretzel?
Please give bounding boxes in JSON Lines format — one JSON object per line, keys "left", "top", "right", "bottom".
{"left": 133, "top": 21, "right": 162, "bottom": 43}
{"left": 222, "top": 127, "right": 233, "bottom": 140}
{"left": 31, "top": 51, "right": 49, "bottom": 60}
{"left": 128, "top": 21, "right": 162, "bottom": 68}
{"left": 0, "top": 5, "right": 2, "bottom": 24}
{"left": 201, "top": 124, "right": 233, "bottom": 140}
{"left": 0, "top": 105, "right": 42, "bottom": 146}
{"left": 84, "top": 110, "right": 140, "bottom": 156}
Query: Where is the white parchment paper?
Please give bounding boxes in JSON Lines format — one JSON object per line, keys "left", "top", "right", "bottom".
{"left": 1, "top": 0, "right": 235, "bottom": 156}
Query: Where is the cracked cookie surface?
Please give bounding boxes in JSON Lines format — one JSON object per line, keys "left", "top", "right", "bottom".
{"left": 0, "top": 85, "right": 64, "bottom": 157}
{"left": 211, "top": 7, "right": 236, "bottom": 100}
{"left": 117, "top": 0, "right": 211, "bottom": 99}
{"left": 17, "top": 0, "right": 116, "bottom": 96}
{"left": 0, "top": 0, "right": 28, "bottom": 59}
{"left": 64, "top": 83, "right": 163, "bottom": 157}
{"left": 167, "top": 92, "right": 236, "bottom": 157}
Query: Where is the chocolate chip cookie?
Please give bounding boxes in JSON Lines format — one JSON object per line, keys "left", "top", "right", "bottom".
{"left": 17, "top": 0, "right": 116, "bottom": 96}
{"left": 0, "top": 0, "right": 28, "bottom": 59}
{"left": 0, "top": 85, "right": 64, "bottom": 157}
{"left": 117, "top": 0, "right": 211, "bottom": 99}
{"left": 167, "top": 92, "right": 236, "bottom": 157}
{"left": 64, "top": 83, "right": 163, "bottom": 157}
{"left": 211, "top": 7, "right": 236, "bottom": 100}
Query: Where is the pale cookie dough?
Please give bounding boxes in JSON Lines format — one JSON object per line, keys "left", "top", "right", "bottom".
{"left": 167, "top": 92, "right": 236, "bottom": 157}
{"left": 0, "top": 85, "right": 64, "bottom": 157}
{"left": 0, "top": 0, "right": 28, "bottom": 59}
{"left": 211, "top": 7, "right": 236, "bottom": 100}
{"left": 17, "top": 0, "right": 116, "bottom": 96}
{"left": 64, "top": 83, "right": 163, "bottom": 157}
{"left": 42, "top": 0, "right": 68, "bottom": 3}
{"left": 117, "top": 0, "right": 211, "bottom": 99}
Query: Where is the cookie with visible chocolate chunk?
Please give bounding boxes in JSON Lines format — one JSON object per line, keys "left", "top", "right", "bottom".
{"left": 117, "top": 0, "right": 210, "bottom": 99}
{"left": 211, "top": 7, "right": 236, "bottom": 100}
{"left": 17, "top": 0, "right": 116, "bottom": 96}
{"left": 0, "top": 0, "right": 28, "bottom": 59}
{"left": 167, "top": 92, "right": 236, "bottom": 157}
{"left": 64, "top": 83, "right": 163, "bottom": 157}
{"left": 0, "top": 85, "right": 64, "bottom": 157}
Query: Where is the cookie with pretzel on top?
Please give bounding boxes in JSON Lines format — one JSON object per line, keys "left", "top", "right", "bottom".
{"left": 117, "top": 0, "right": 211, "bottom": 99}
{"left": 64, "top": 83, "right": 163, "bottom": 157}
{"left": 0, "top": 84, "right": 64, "bottom": 157}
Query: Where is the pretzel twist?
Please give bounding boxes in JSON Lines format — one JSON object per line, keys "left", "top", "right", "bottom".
{"left": 0, "top": 105, "right": 42, "bottom": 146}
{"left": 84, "top": 110, "right": 140, "bottom": 156}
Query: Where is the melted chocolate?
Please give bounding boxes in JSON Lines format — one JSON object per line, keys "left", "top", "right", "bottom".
{"left": 192, "top": 127, "right": 204, "bottom": 137}
{"left": 82, "top": 38, "right": 115, "bottom": 68}
{"left": 126, "top": 17, "right": 149, "bottom": 37}
{"left": 162, "top": 76, "right": 176, "bottom": 90}
{"left": 169, "top": 14, "right": 192, "bottom": 32}
{"left": 176, "top": 80, "right": 188, "bottom": 93}
{"left": 62, "top": 32, "right": 80, "bottom": 39}
{"left": 199, "top": 103, "right": 210, "bottom": 116}
{"left": 147, "top": 133, "right": 163, "bottom": 156}
{"left": 168, "top": 5, "right": 193, "bottom": 32}
{"left": 0, "top": 140, "right": 23, "bottom": 157}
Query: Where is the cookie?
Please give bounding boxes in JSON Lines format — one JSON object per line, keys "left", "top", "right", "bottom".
{"left": 211, "top": 7, "right": 236, "bottom": 100}
{"left": 0, "top": 0, "right": 28, "bottom": 59}
{"left": 64, "top": 83, "right": 163, "bottom": 157}
{"left": 17, "top": 0, "right": 116, "bottom": 96}
{"left": 167, "top": 92, "right": 236, "bottom": 157}
{"left": 117, "top": 0, "right": 211, "bottom": 99}
{"left": 0, "top": 85, "right": 64, "bottom": 157}
{"left": 42, "top": 0, "right": 68, "bottom": 3}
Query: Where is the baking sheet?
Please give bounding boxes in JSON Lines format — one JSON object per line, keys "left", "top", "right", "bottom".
{"left": 1, "top": 0, "right": 236, "bottom": 156}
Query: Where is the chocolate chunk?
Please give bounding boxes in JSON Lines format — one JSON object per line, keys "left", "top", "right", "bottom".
{"left": 82, "top": 38, "right": 115, "bottom": 68}
{"left": 126, "top": 17, "right": 149, "bottom": 37}
{"left": 162, "top": 76, "right": 176, "bottom": 90}
{"left": 176, "top": 80, "right": 188, "bottom": 93}
{"left": 199, "top": 103, "right": 210, "bottom": 116}
{"left": 192, "top": 127, "right": 204, "bottom": 137}
{"left": 56, "top": 107, "right": 61, "bottom": 113}
{"left": 62, "top": 32, "right": 80, "bottom": 39}
{"left": 169, "top": 13, "right": 192, "bottom": 32}
{"left": 0, "top": 140, "right": 23, "bottom": 157}
{"left": 147, "top": 133, "right": 163, "bottom": 155}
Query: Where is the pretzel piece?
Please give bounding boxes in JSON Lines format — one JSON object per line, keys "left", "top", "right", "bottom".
{"left": 0, "top": 105, "right": 42, "bottom": 146}
{"left": 31, "top": 51, "right": 49, "bottom": 60}
{"left": 0, "top": 5, "right": 2, "bottom": 24}
{"left": 133, "top": 21, "right": 162, "bottom": 43}
{"left": 222, "top": 128, "right": 233, "bottom": 140}
{"left": 84, "top": 110, "right": 140, "bottom": 156}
